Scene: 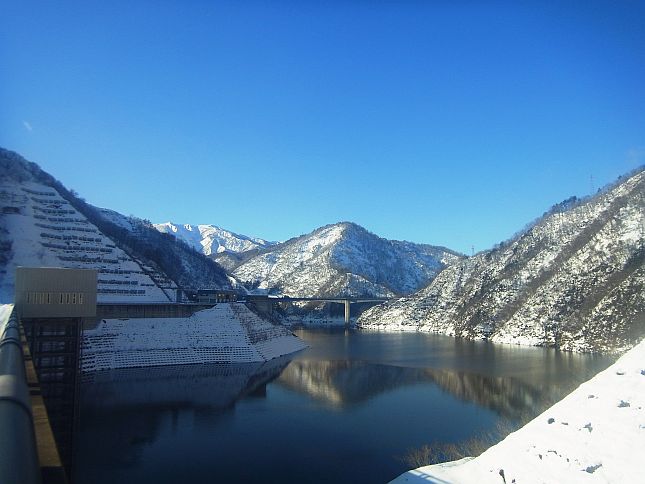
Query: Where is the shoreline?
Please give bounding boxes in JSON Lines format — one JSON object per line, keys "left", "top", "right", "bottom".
{"left": 391, "top": 337, "right": 645, "bottom": 483}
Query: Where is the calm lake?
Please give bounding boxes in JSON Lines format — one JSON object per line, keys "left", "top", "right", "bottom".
{"left": 73, "top": 328, "right": 614, "bottom": 483}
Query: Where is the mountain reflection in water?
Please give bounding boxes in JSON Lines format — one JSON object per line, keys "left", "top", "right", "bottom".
{"left": 277, "top": 359, "right": 576, "bottom": 419}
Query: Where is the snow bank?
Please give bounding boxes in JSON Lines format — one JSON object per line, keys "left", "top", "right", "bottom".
{"left": 392, "top": 337, "right": 645, "bottom": 483}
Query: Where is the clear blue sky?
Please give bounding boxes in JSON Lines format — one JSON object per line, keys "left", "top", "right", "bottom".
{"left": 2, "top": 1, "right": 644, "bottom": 254}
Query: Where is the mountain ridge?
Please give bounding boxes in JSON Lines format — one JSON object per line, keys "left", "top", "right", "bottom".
{"left": 153, "top": 221, "right": 274, "bottom": 256}
{"left": 232, "top": 221, "right": 464, "bottom": 297}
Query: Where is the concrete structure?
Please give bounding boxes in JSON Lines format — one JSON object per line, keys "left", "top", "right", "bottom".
{"left": 246, "top": 295, "right": 390, "bottom": 324}
{"left": 15, "top": 267, "right": 97, "bottom": 318}
{"left": 246, "top": 294, "right": 279, "bottom": 316}
{"left": 95, "top": 302, "right": 214, "bottom": 322}
{"left": 15, "top": 267, "right": 98, "bottom": 477}
{"left": 196, "top": 289, "right": 237, "bottom": 304}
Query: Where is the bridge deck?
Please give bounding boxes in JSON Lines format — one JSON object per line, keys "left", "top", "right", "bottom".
{"left": 264, "top": 297, "right": 390, "bottom": 303}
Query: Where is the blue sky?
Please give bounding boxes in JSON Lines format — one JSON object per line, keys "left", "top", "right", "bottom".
{"left": 2, "top": 1, "right": 644, "bottom": 254}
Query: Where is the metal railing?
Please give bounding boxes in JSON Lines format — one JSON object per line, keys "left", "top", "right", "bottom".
{"left": 0, "top": 304, "right": 41, "bottom": 484}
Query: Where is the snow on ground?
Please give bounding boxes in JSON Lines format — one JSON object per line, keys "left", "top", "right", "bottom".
{"left": 392, "top": 337, "right": 645, "bottom": 483}
{"left": 82, "top": 303, "right": 307, "bottom": 372}
{"left": 94, "top": 207, "right": 137, "bottom": 231}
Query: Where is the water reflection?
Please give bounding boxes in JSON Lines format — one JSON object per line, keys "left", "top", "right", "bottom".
{"left": 278, "top": 360, "right": 428, "bottom": 407}
{"left": 277, "top": 359, "right": 582, "bottom": 419}
{"left": 295, "top": 328, "right": 610, "bottom": 385}
{"left": 75, "top": 357, "right": 291, "bottom": 482}
{"left": 80, "top": 357, "right": 290, "bottom": 409}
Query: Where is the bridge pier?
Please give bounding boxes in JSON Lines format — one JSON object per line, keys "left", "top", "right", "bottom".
{"left": 344, "top": 300, "right": 350, "bottom": 325}
{"left": 241, "top": 295, "right": 390, "bottom": 325}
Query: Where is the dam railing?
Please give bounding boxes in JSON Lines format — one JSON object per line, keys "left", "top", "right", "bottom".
{"left": 0, "top": 304, "right": 41, "bottom": 484}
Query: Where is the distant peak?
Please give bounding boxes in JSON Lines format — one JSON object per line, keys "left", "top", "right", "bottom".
{"left": 338, "top": 221, "right": 360, "bottom": 228}
{"left": 317, "top": 221, "right": 363, "bottom": 233}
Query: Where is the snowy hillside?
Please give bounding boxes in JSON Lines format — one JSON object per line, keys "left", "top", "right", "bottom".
{"left": 0, "top": 148, "right": 233, "bottom": 299}
{"left": 0, "top": 148, "right": 236, "bottom": 298}
{"left": 0, "top": 177, "right": 175, "bottom": 303}
{"left": 233, "top": 222, "right": 462, "bottom": 297}
{"left": 88, "top": 209, "right": 234, "bottom": 291}
{"left": 154, "top": 221, "right": 273, "bottom": 256}
{"left": 359, "top": 169, "right": 645, "bottom": 353}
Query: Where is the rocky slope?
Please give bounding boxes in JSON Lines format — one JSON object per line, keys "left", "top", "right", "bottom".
{"left": 232, "top": 222, "right": 462, "bottom": 297}
{"left": 358, "top": 169, "right": 645, "bottom": 353}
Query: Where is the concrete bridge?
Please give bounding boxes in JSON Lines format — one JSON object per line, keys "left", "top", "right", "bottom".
{"left": 95, "top": 296, "right": 391, "bottom": 325}
{"left": 244, "top": 295, "right": 390, "bottom": 324}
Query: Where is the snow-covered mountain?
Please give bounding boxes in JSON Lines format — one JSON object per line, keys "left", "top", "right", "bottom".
{"left": 153, "top": 222, "right": 273, "bottom": 256}
{"left": 0, "top": 148, "right": 233, "bottom": 301}
{"left": 0, "top": 150, "right": 175, "bottom": 302}
{"left": 89, "top": 209, "right": 235, "bottom": 291}
{"left": 358, "top": 168, "right": 645, "bottom": 353}
{"left": 233, "top": 222, "right": 463, "bottom": 297}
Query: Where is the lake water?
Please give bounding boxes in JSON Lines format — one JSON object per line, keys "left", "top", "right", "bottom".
{"left": 73, "top": 328, "right": 614, "bottom": 483}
